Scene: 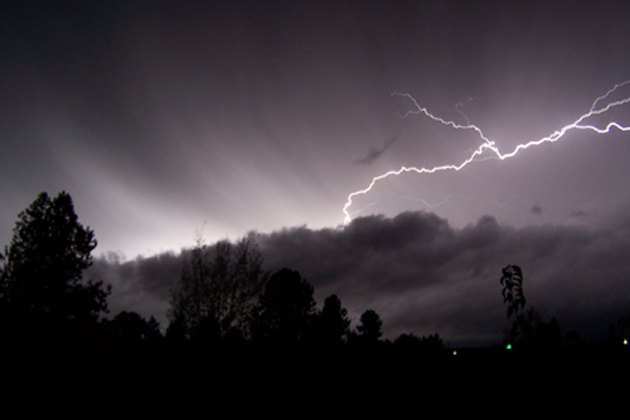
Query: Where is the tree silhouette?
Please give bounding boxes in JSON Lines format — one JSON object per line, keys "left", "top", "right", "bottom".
{"left": 500, "top": 265, "right": 536, "bottom": 347}
{"left": 499, "top": 265, "right": 561, "bottom": 348}
{"left": 312, "top": 294, "right": 351, "bottom": 348}
{"left": 105, "top": 311, "right": 162, "bottom": 350}
{"left": 168, "top": 233, "right": 268, "bottom": 340}
{"left": 500, "top": 265, "right": 527, "bottom": 320}
{"left": 250, "top": 268, "right": 316, "bottom": 346}
{"left": 0, "top": 191, "right": 110, "bottom": 349}
{"left": 509, "top": 306, "right": 540, "bottom": 347}
{"left": 394, "top": 332, "right": 444, "bottom": 354}
{"left": 356, "top": 309, "right": 383, "bottom": 341}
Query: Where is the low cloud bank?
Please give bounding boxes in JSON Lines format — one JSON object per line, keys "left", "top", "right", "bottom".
{"left": 89, "top": 211, "right": 630, "bottom": 346}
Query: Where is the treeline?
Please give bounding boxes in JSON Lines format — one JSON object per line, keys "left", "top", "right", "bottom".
{"left": 2, "top": 192, "right": 629, "bottom": 408}
{"left": 1, "top": 191, "right": 627, "bottom": 356}
{"left": 163, "top": 233, "right": 445, "bottom": 354}
{"left": 0, "top": 191, "right": 444, "bottom": 356}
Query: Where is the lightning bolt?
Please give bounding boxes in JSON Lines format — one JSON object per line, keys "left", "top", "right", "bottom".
{"left": 343, "top": 80, "right": 630, "bottom": 225}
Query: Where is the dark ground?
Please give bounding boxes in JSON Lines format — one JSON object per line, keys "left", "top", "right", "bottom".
{"left": 3, "top": 343, "right": 627, "bottom": 415}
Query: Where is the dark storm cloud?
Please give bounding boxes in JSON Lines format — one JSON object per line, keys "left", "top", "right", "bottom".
{"left": 88, "top": 251, "right": 182, "bottom": 321}
{"left": 353, "top": 136, "right": 398, "bottom": 165}
{"left": 91, "top": 210, "right": 630, "bottom": 345}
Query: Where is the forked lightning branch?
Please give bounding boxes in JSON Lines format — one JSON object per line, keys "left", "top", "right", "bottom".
{"left": 342, "top": 80, "right": 630, "bottom": 225}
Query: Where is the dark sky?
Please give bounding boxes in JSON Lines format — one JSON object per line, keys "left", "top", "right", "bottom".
{"left": 2, "top": 1, "right": 630, "bottom": 345}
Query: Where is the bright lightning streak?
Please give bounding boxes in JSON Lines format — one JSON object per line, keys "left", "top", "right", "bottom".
{"left": 343, "top": 81, "right": 630, "bottom": 225}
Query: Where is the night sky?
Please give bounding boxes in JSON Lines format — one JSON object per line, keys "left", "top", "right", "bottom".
{"left": 2, "top": 1, "right": 630, "bottom": 346}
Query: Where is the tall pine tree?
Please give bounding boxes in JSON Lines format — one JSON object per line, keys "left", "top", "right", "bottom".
{"left": 0, "top": 191, "right": 110, "bottom": 349}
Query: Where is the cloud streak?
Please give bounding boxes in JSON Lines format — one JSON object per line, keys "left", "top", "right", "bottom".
{"left": 353, "top": 136, "right": 397, "bottom": 165}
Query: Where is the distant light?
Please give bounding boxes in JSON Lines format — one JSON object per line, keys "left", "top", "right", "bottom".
{"left": 624, "top": 339, "right": 628, "bottom": 346}
{"left": 505, "top": 344, "right": 512, "bottom": 350}
{"left": 452, "top": 350, "right": 457, "bottom": 356}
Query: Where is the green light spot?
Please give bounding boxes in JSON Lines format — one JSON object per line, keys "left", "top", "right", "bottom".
{"left": 506, "top": 343, "right": 512, "bottom": 350}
